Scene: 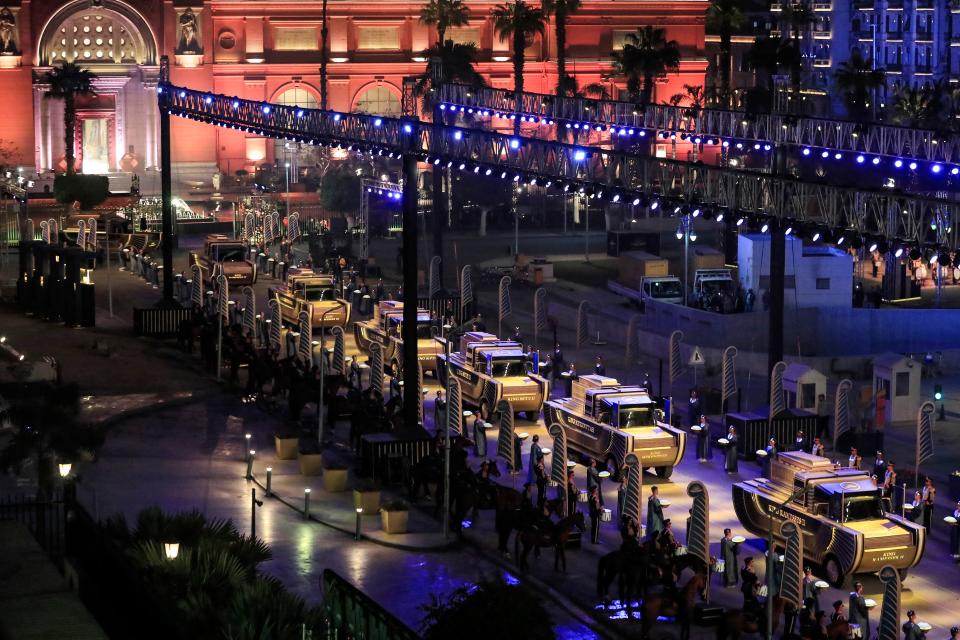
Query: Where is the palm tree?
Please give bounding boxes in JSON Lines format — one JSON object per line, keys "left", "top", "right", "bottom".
{"left": 492, "top": 0, "right": 547, "bottom": 131}
{"left": 670, "top": 84, "right": 707, "bottom": 109}
{"left": 44, "top": 62, "right": 96, "bottom": 176}
{"left": 414, "top": 40, "right": 486, "bottom": 116}
{"left": 834, "top": 49, "right": 885, "bottom": 122}
{"left": 743, "top": 37, "right": 791, "bottom": 113}
{"left": 706, "top": 0, "right": 746, "bottom": 108}
{"left": 892, "top": 84, "right": 943, "bottom": 128}
{"left": 781, "top": 1, "right": 815, "bottom": 108}
{"left": 420, "top": 0, "right": 471, "bottom": 46}
{"left": 542, "top": 0, "right": 582, "bottom": 95}
{"left": 613, "top": 26, "right": 681, "bottom": 106}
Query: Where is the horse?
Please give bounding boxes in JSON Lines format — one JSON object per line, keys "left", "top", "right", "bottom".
{"left": 639, "top": 569, "right": 707, "bottom": 640}
{"left": 446, "top": 460, "right": 502, "bottom": 532}
{"left": 597, "top": 545, "right": 655, "bottom": 611}
{"left": 513, "top": 511, "right": 586, "bottom": 572}
{"left": 493, "top": 485, "right": 524, "bottom": 554}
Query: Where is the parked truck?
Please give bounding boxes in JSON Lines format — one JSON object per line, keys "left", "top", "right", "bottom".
{"left": 608, "top": 275, "right": 684, "bottom": 306}
{"left": 691, "top": 268, "right": 736, "bottom": 311}
{"left": 270, "top": 271, "right": 350, "bottom": 330}
{"left": 190, "top": 234, "right": 257, "bottom": 286}
{"left": 732, "top": 451, "right": 925, "bottom": 587}
{"left": 545, "top": 375, "right": 685, "bottom": 478}
{"left": 436, "top": 332, "right": 549, "bottom": 420}
{"left": 354, "top": 300, "right": 441, "bottom": 375}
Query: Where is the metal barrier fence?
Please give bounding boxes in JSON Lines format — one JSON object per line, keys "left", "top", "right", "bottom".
{"left": 133, "top": 307, "right": 192, "bottom": 337}
{"left": 321, "top": 568, "right": 419, "bottom": 640}
{"left": 0, "top": 493, "right": 65, "bottom": 559}
{"left": 417, "top": 294, "right": 464, "bottom": 326}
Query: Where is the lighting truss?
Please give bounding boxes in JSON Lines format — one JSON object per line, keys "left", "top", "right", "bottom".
{"left": 160, "top": 83, "right": 960, "bottom": 250}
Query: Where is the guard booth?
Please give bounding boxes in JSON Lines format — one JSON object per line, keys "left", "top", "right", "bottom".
{"left": 872, "top": 353, "right": 921, "bottom": 425}
{"left": 783, "top": 363, "right": 827, "bottom": 411}
{"left": 724, "top": 406, "right": 823, "bottom": 460}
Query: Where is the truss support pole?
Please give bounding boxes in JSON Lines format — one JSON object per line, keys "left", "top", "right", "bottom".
{"left": 402, "top": 152, "right": 420, "bottom": 428}
{"left": 432, "top": 103, "right": 445, "bottom": 290}
{"left": 768, "top": 220, "right": 785, "bottom": 381}
{"left": 158, "top": 55, "right": 176, "bottom": 306}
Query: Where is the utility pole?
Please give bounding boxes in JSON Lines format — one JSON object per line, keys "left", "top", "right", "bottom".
{"left": 158, "top": 56, "right": 175, "bottom": 306}
{"left": 401, "top": 130, "right": 420, "bottom": 428}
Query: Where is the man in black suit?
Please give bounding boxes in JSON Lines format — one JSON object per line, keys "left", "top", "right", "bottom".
{"left": 873, "top": 451, "right": 886, "bottom": 480}
{"left": 849, "top": 581, "right": 870, "bottom": 640}
{"left": 803, "top": 566, "right": 822, "bottom": 613}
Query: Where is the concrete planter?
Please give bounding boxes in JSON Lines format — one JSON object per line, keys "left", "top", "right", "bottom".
{"left": 298, "top": 452, "right": 323, "bottom": 476}
{"left": 353, "top": 489, "right": 381, "bottom": 514}
{"left": 322, "top": 467, "right": 348, "bottom": 492}
{"left": 275, "top": 435, "right": 298, "bottom": 460}
{"left": 381, "top": 509, "right": 409, "bottom": 534}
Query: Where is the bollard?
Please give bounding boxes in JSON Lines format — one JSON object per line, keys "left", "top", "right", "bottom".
{"left": 246, "top": 450, "right": 255, "bottom": 479}
{"left": 265, "top": 467, "right": 272, "bottom": 496}
{"left": 304, "top": 488, "right": 311, "bottom": 519}
{"left": 267, "top": 258, "right": 275, "bottom": 278}
{"left": 355, "top": 507, "right": 363, "bottom": 540}
{"left": 244, "top": 433, "right": 252, "bottom": 460}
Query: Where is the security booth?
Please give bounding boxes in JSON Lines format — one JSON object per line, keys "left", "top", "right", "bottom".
{"left": 872, "top": 353, "right": 921, "bottom": 425}
{"left": 724, "top": 406, "right": 823, "bottom": 460}
{"left": 783, "top": 363, "right": 828, "bottom": 411}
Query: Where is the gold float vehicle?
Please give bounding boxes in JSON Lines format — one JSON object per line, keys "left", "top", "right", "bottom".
{"left": 732, "top": 451, "right": 925, "bottom": 587}
{"left": 190, "top": 234, "right": 256, "bottom": 286}
{"left": 545, "top": 375, "right": 685, "bottom": 479}
{"left": 353, "top": 300, "right": 441, "bottom": 374}
{"left": 436, "top": 332, "right": 549, "bottom": 420}
{"left": 270, "top": 271, "right": 350, "bottom": 330}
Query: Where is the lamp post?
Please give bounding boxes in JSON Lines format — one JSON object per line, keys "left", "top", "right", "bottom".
{"left": 304, "top": 488, "right": 311, "bottom": 520}
{"left": 284, "top": 159, "right": 291, "bottom": 220}
{"left": 355, "top": 507, "right": 363, "bottom": 540}
{"left": 251, "top": 487, "right": 263, "bottom": 538}
{"left": 246, "top": 450, "right": 256, "bottom": 479}
{"left": 676, "top": 213, "right": 697, "bottom": 306}
{"left": 163, "top": 542, "right": 180, "bottom": 560}
{"left": 317, "top": 303, "right": 345, "bottom": 446}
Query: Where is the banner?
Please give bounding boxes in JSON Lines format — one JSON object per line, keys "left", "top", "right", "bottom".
{"left": 916, "top": 401, "right": 936, "bottom": 480}
{"left": 496, "top": 399, "right": 516, "bottom": 472}
{"left": 331, "top": 326, "right": 345, "bottom": 375}
{"left": 22, "top": 218, "right": 34, "bottom": 241}
{"left": 87, "top": 219, "right": 97, "bottom": 252}
{"left": 722, "top": 346, "right": 738, "bottom": 406}
{"left": 48, "top": 219, "right": 58, "bottom": 244}
{"left": 576, "top": 300, "right": 588, "bottom": 349}
{"left": 533, "top": 287, "right": 547, "bottom": 345}
{"left": 779, "top": 521, "right": 804, "bottom": 610}
{"left": 548, "top": 423, "right": 567, "bottom": 486}
{"left": 668, "top": 330, "right": 684, "bottom": 384}
{"left": 876, "top": 566, "right": 902, "bottom": 640}
{"left": 242, "top": 286, "right": 257, "bottom": 341}
{"left": 268, "top": 299, "right": 282, "bottom": 352}
{"left": 243, "top": 213, "right": 255, "bottom": 242}
{"left": 39, "top": 220, "right": 49, "bottom": 244}
{"left": 77, "top": 220, "right": 87, "bottom": 250}
{"left": 446, "top": 378, "right": 463, "bottom": 436}
{"left": 769, "top": 361, "right": 787, "bottom": 419}
{"left": 297, "top": 310, "right": 313, "bottom": 364}
{"left": 686, "top": 481, "right": 710, "bottom": 571}
{"left": 287, "top": 212, "right": 300, "bottom": 242}
{"left": 833, "top": 379, "right": 853, "bottom": 451}
{"left": 459, "top": 265, "right": 473, "bottom": 316}
{"left": 498, "top": 275, "right": 512, "bottom": 336}
{"left": 370, "top": 342, "right": 384, "bottom": 393}
{"left": 623, "top": 454, "right": 643, "bottom": 530}
{"left": 216, "top": 274, "right": 229, "bottom": 322}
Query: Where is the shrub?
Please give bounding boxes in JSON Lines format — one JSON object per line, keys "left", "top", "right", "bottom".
{"left": 53, "top": 174, "right": 110, "bottom": 210}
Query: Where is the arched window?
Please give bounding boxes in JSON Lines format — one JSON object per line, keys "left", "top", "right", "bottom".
{"left": 39, "top": 1, "right": 156, "bottom": 66}
{"left": 272, "top": 86, "right": 320, "bottom": 177}
{"left": 353, "top": 86, "right": 401, "bottom": 116}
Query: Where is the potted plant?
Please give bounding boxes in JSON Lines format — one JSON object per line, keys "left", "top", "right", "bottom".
{"left": 275, "top": 426, "right": 299, "bottom": 460}
{"left": 297, "top": 440, "right": 323, "bottom": 476}
{"left": 353, "top": 480, "right": 381, "bottom": 514}
{"left": 380, "top": 500, "right": 409, "bottom": 534}
{"left": 322, "top": 456, "right": 349, "bottom": 492}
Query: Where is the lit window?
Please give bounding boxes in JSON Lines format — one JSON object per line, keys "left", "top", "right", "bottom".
{"left": 353, "top": 86, "right": 401, "bottom": 116}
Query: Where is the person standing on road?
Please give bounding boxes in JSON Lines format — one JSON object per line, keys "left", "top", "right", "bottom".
{"left": 433, "top": 390, "right": 446, "bottom": 434}
{"left": 588, "top": 486, "right": 602, "bottom": 544}
{"left": 793, "top": 429, "right": 806, "bottom": 451}
{"left": 873, "top": 451, "right": 886, "bottom": 479}
{"left": 565, "top": 468, "right": 577, "bottom": 516}
{"left": 849, "top": 581, "right": 870, "bottom": 640}
{"left": 831, "top": 601, "right": 847, "bottom": 624}
{"left": 511, "top": 326, "right": 523, "bottom": 343}
{"left": 553, "top": 344, "right": 565, "bottom": 379}
{"left": 720, "top": 528, "right": 739, "bottom": 587}
{"left": 594, "top": 355, "right": 605, "bottom": 376}
{"left": 473, "top": 413, "right": 487, "bottom": 457}
{"left": 646, "top": 486, "right": 665, "bottom": 541}
{"left": 922, "top": 477, "right": 937, "bottom": 532}
{"left": 811, "top": 436, "right": 825, "bottom": 457}
{"left": 695, "top": 414, "right": 710, "bottom": 462}
{"left": 688, "top": 389, "right": 702, "bottom": 427}
{"left": 587, "top": 458, "right": 602, "bottom": 505}
{"left": 741, "top": 557, "right": 759, "bottom": 611}
{"left": 617, "top": 473, "right": 629, "bottom": 524}
{"left": 848, "top": 447, "right": 862, "bottom": 470}
{"left": 803, "top": 566, "right": 822, "bottom": 613}
{"left": 527, "top": 434, "right": 543, "bottom": 484}
{"left": 762, "top": 437, "right": 778, "bottom": 478}
{"left": 724, "top": 425, "right": 739, "bottom": 473}
{"left": 563, "top": 362, "right": 577, "bottom": 396}
{"left": 950, "top": 500, "right": 960, "bottom": 559}
{"left": 903, "top": 610, "right": 926, "bottom": 640}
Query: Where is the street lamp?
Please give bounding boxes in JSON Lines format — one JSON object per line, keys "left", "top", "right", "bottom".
{"left": 163, "top": 542, "right": 180, "bottom": 560}
{"left": 58, "top": 463, "right": 72, "bottom": 478}
{"left": 677, "top": 213, "right": 696, "bottom": 306}
{"left": 284, "top": 160, "right": 291, "bottom": 220}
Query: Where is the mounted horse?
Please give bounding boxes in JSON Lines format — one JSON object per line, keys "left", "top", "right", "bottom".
{"left": 513, "top": 511, "right": 586, "bottom": 572}
{"left": 639, "top": 568, "right": 707, "bottom": 640}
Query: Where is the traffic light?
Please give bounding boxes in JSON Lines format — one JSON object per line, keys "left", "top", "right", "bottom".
{"left": 934, "top": 384, "right": 943, "bottom": 402}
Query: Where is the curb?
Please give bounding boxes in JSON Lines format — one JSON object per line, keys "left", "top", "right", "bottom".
{"left": 247, "top": 473, "right": 461, "bottom": 553}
